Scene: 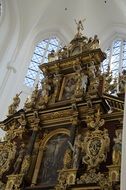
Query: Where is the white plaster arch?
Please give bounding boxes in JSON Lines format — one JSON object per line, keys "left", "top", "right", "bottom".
{"left": 100, "top": 23, "right": 126, "bottom": 50}
{"left": 0, "top": 0, "right": 21, "bottom": 96}
{"left": 14, "top": 25, "right": 70, "bottom": 88}
{"left": 0, "top": 0, "right": 20, "bottom": 66}
{"left": 0, "top": 0, "right": 21, "bottom": 120}
{"left": 0, "top": 25, "right": 70, "bottom": 120}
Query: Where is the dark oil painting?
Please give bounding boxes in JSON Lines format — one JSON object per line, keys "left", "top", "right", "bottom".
{"left": 37, "top": 133, "right": 69, "bottom": 186}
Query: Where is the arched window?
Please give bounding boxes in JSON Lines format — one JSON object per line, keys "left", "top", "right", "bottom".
{"left": 101, "top": 39, "right": 126, "bottom": 79}
{"left": 24, "top": 36, "right": 63, "bottom": 88}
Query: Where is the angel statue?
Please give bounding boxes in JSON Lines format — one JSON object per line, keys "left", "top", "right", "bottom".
{"left": 112, "top": 129, "right": 122, "bottom": 166}
{"left": 75, "top": 19, "right": 86, "bottom": 35}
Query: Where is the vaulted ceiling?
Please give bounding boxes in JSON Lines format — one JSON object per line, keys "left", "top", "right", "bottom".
{"left": 14, "top": 0, "right": 126, "bottom": 45}
{"left": 1, "top": 0, "right": 126, "bottom": 56}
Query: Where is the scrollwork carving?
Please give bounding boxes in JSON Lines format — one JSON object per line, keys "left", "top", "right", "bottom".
{"left": 85, "top": 109, "right": 104, "bottom": 130}
{"left": 77, "top": 109, "right": 110, "bottom": 188}
{"left": 78, "top": 169, "right": 112, "bottom": 190}
{"left": 82, "top": 128, "right": 110, "bottom": 169}
{"left": 78, "top": 169, "right": 103, "bottom": 184}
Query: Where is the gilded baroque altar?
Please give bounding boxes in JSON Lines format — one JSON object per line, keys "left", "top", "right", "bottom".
{"left": 0, "top": 21, "right": 124, "bottom": 190}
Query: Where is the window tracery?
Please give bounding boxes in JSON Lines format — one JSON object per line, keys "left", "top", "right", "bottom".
{"left": 24, "top": 36, "right": 63, "bottom": 88}
{"left": 102, "top": 39, "right": 126, "bottom": 78}
{"left": 101, "top": 38, "right": 126, "bottom": 94}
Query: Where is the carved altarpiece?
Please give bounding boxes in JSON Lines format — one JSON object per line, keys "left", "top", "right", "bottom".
{"left": 0, "top": 21, "right": 124, "bottom": 190}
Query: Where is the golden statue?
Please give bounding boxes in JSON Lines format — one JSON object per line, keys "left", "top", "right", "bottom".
{"left": 24, "top": 84, "right": 39, "bottom": 110}
{"left": 13, "top": 143, "right": 25, "bottom": 174}
{"left": 119, "top": 70, "right": 126, "bottom": 93}
{"left": 112, "top": 129, "right": 122, "bottom": 166}
{"left": 74, "top": 19, "right": 86, "bottom": 35}
{"left": 8, "top": 92, "right": 22, "bottom": 115}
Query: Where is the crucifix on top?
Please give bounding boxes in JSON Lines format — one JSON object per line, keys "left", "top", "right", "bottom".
{"left": 75, "top": 19, "right": 86, "bottom": 35}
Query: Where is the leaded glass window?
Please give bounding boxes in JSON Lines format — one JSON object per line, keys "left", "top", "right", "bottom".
{"left": 24, "top": 36, "right": 63, "bottom": 88}
{"left": 101, "top": 39, "right": 126, "bottom": 79}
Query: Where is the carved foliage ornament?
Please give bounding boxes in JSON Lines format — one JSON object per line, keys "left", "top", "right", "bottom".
{"left": 78, "top": 170, "right": 112, "bottom": 189}
{"left": 78, "top": 169, "right": 104, "bottom": 184}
